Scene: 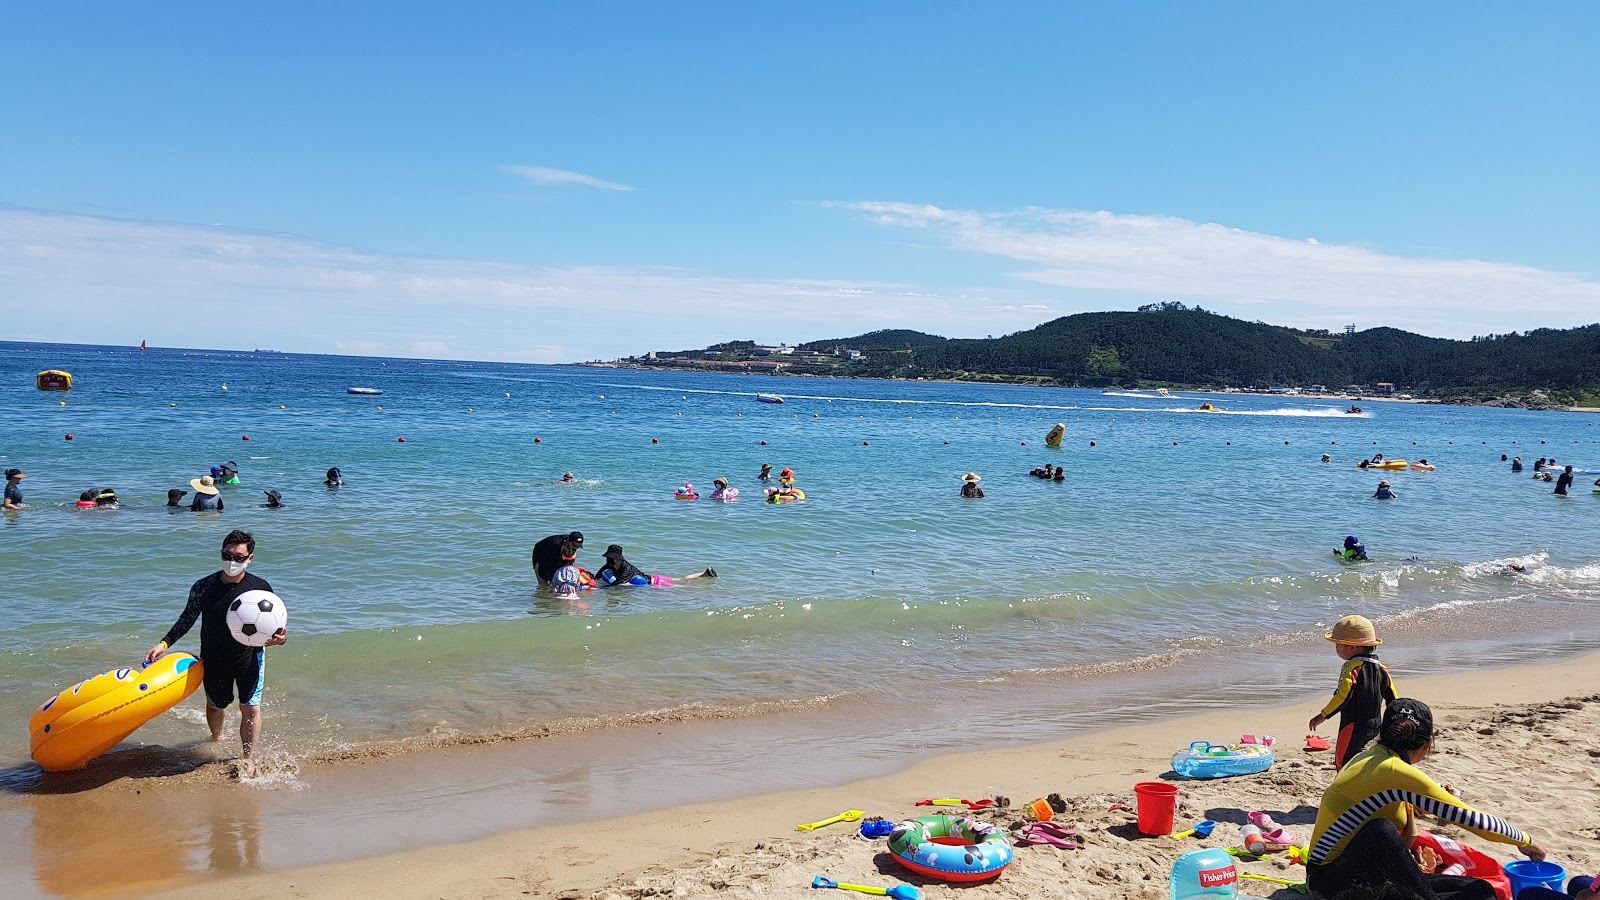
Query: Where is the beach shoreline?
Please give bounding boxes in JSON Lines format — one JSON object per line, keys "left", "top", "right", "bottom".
{"left": 140, "top": 652, "right": 1600, "bottom": 900}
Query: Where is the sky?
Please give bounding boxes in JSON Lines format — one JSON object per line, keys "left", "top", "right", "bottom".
{"left": 2, "top": 3, "right": 1596, "bottom": 363}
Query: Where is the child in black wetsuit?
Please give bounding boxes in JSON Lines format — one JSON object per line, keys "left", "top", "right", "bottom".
{"left": 1309, "top": 615, "right": 1397, "bottom": 770}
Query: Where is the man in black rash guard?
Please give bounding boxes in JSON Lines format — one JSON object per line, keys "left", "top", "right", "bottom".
{"left": 532, "top": 530, "right": 584, "bottom": 584}
{"left": 145, "top": 530, "right": 287, "bottom": 759}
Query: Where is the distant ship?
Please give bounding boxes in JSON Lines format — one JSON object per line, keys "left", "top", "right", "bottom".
{"left": 347, "top": 387, "right": 384, "bottom": 396}
{"left": 756, "top": 393, "right": 784, "bottom": 404}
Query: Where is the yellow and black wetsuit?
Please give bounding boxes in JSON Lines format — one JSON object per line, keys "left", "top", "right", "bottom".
{"left": 1318, "top": 652, "right": 1396, "bottom": 769}
{"left": 1309, "top": 744, "right": 1530, "bottom": 870}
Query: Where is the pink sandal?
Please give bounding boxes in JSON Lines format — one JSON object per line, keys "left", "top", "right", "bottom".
{"left": 1016, "top": 821, "right": 1080, "bottom": 849}
{"left": 1248, "top": 811, "right": 1278, "bottom": 830}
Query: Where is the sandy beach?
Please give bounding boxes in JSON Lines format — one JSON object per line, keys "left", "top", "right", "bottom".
{"left": 140, "top": 653, "right": 1600, "bottom": 900}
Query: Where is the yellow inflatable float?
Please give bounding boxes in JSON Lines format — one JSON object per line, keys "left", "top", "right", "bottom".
{"left": 29, "top": 653, "right": 204, "bottom": 771}
{"left": 1361, "top": 459, "right": 1408, "bottom": 470}
{"left": 1044, "top": 423, "right": 1065, "bottom": 448}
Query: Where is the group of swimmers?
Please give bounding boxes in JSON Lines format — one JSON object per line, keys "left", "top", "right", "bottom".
{"left": 530, "top": 530, "right": 716, "bottom": 598}
{"left": 1, "top": 463, "right": 344, "bottom": 513}
{"left": 1028, "top": 463, "right": 1066, "bottom": 482}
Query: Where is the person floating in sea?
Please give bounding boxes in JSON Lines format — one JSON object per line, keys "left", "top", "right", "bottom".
{"left": 1410, "top": 459, "right": 1435, "bottom": 471}
{"left": 93, "top": 488, "right": 120, "bottom": 509}
{"left": 1335, "top": 535, "right": 1368, "bottom": 561}
{"left": 3, "top": 468, "right": 25, "bottom": 510}
{"left": 559, "top": 472, "right": 575, "bottom": 484}
{"left": 263, "top": 489, "right": 284, "bottom": 508}
{"left": 594, "top": 544, "right": 716, "bottom": 587}
{"left": 709, "top": 477, "right": 739, "bottom": 501}
{"left": 1322, "top": 453, "right": 1332, "bottom": 463}
{"left": 532, "top": 530, "right": 584, "bottom": 585}
{"left": 960, "top": 472, "right": 984, "bottom": 498}
{"left": 144, "top": 529, "right": 287, "bottom": 760}
{"left": 190, "top": 475, "right": 224, "bottom": 510}
{"left": 758, "top": 463, "right": 772, "bottom": 482}
{"left": 167, "top": 488, "right": 188, "bottom": 508}
{"left": 1308, "top": 615, "right": 1396, "bottom": 770}
{"left": 1052, "top": 467, "right": 1065, "bottom": 482}
{"left": 1554, "top": 465, "right": 1574, "bottom": 496}
{"left": 779, "top": 467, "right": 795, "bottom": 486}
{"left": 324, "top": 467, "right": 343, "bottom": 487}
{"left": 1372, "top": 480, "right": 1398, "bottom": 500}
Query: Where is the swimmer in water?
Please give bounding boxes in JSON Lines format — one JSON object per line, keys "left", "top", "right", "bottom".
{"left": 325, "top": 467, "right": 344, "bottom": 487}
{"left": 709, "top": 477, "right": 739, "bottom": 501}
{"left": 1322, "top": 453, "right": 1332, "bottom": 463}
{"left": 263, "top": 489, "right": 284, "bottom": 508}
{"left": 1372, "top": 480, "right": 1398, "bottom": 500}
{"left": 594, "top": 544, "right": 716, "bottom": 587}
{"left": 560, "top": 472, "right": 575, "bottom": 483}
{"left": 960, "top": 472, "right": 985, "bottom": 498}
{"left": 1511, "top": 456, "right": 1522, "bottom": 472}
{"left": 167, "top": 488, "right": 188, "bottom": 507}
{"left": 758, "top": 463, "right": 772, "bottom": 482}
{"left": 1335, "top": 535, "right": 1368, "bottom": 561}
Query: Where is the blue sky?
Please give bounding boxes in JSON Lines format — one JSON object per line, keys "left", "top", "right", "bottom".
{"left": 2, "top": 3, "right": 1596, "bottom": 362}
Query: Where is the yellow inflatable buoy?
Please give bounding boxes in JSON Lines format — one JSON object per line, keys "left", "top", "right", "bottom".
{"left": 1045, "top": 423, "right": 1065, "bottom": 448}
{"left": 30, "top": 653, "right": 205, "bottom": 771}
{"left": 59, "top": 401, "right": 66, "bottom": 406}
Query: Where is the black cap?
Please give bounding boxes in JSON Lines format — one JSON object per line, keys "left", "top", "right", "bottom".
{"left": 603, "top": 544, "right": 625, "bottom": 558}
{"left": 168, "top": 488, "right": 188, "bottom": 500}
{"left": 570, "top": 531, "right": 584, "bottom": 546}
{"left": 1380, "top": 698, "right": 1435, "bottom": 753}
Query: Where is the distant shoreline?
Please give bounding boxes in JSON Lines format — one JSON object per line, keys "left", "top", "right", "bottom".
{"left": 579, "top": 362, "right": 1600, "bottom": 411}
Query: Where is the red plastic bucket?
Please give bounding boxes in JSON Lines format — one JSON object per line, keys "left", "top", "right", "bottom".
{"left": 1135, "top": 781, "right": 1179, "bottom": 836}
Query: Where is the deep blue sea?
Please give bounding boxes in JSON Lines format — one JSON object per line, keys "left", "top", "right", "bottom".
{"left": 3, "top": 340, "right": 1600, "bottom": 777}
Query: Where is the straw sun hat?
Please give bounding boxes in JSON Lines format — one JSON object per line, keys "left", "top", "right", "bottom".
{"left": 961, "top": 472, "right": 982, "bottom": 483}
{"left": 189, "top": 475, "right": 220, "bottom": 495}
{"left": 1325, "top": 614, "right": 1381, "bottom": 646}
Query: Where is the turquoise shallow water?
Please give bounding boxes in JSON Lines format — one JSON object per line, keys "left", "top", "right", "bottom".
{"left": 3, "top": 341, "right": 1600, "bottom": 774}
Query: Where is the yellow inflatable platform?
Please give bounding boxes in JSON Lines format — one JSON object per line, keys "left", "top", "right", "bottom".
{"left": 29, "top": 653, "right": 204, "bottom": 772}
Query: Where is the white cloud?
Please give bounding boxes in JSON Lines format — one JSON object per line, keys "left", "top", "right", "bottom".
{"left": 0, "top": 208, "right": 1043, "bottom": 362}
{"left": 840, "top": 202, "right": 1600, "bottom": 335}
{"left": 503, "top": 165, "right": 635, "bottom": 192}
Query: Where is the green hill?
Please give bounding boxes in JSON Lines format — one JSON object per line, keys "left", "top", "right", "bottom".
{"left": 641, "top": 307, "right": 1600, "bottom": 403}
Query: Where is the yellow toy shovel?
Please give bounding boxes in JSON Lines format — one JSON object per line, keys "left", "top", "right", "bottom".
{"left": 797, "top": 809, "right": 865, "bottom": 831}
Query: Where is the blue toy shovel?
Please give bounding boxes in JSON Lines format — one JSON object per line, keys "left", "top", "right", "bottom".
{"left": 812, "top": 875, "right": 923, "bottom": 900}
{"left": 1169, "top": 820, "right": 1218, "bottom": 840}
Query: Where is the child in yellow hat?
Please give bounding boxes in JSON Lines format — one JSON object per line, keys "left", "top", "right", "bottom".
{"left": 1309, "top": 615, "right": 1397, "bottom": 770}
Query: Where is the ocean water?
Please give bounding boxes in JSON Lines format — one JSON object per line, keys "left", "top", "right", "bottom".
{"left": 3, "top": 342, "right": 1600, "bottom": 892}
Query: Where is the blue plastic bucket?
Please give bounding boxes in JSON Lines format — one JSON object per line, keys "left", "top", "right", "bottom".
{"left": 1504, "top": 860, "right": 1566, "bottom": 897}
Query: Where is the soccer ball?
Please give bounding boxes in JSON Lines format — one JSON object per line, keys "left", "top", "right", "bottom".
{"left": 226, "top": 590, "right": 288, "bottom": 647}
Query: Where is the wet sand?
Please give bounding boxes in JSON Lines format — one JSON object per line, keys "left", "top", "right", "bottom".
{"left": 115, "top": 651, "right": 1600, "bottom": 899}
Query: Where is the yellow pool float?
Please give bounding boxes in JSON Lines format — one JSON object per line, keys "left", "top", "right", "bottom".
{"left": 29, "top": 653, "right": 204, "bottom": 771}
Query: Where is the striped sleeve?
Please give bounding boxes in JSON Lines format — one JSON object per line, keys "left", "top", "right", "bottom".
{"left": 1310, "top": 785, "right": 1528, "bottom": 864}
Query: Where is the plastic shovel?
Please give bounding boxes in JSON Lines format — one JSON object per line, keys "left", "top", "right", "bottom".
{"left": 1240, "top": 873, "right": 1309, "bottom": 894}
{"left": 1169, "top": 820, "right": 1218, "bottom": 840}
{"left": 797, "top": 809, "right": 866, "bottom": 831}
{"left": 812, "top": 876, "right": 923, "bottom": 900}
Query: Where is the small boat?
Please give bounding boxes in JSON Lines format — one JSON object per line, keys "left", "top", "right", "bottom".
{"left": 756, "top": 393, "right": 784, "bottom": 404}
{"left": 346, "top": 387, "right": 384, "bottom": 396}
{"left": 36, "top": 370, "right": 72, "bottom": 391}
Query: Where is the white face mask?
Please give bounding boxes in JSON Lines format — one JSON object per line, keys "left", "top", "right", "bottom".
{"left": 222, "top": 560, "right": 248, "bottom": 577}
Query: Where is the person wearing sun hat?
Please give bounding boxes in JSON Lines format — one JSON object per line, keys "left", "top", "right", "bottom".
{"left": 4, "top": 468, "right": 26, "bottom": 510}
{"left": 959, "top": 472, "right": 984, "bottom": 498}
{"left": 189, "top": 474, "right": 224, "bottom": 511}
{"left": 1310, "top": 615, "right": 1396, "bottom": 771}
{"left": 1372, "top": 480, "right": 1398, "bottom": 500}
{"left": 709, "top": 477, "right": 739, "bottom": 502}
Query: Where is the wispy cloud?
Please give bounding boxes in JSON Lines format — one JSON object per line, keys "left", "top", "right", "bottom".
{"left": 503, "top": 165, "right": 635, "bottom": 192}
{"left": 840, "top": 202, "right": 1600, "bottom": 334}
{"left": 0, "top": 209, "right": 1042, "bottom": 361}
